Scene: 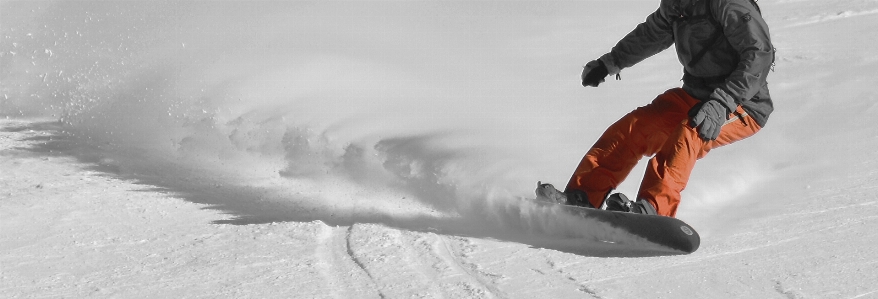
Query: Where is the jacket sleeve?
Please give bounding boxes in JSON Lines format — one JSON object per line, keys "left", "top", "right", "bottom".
{"left": 710, "top": 0, "right": 774, "bottom": 111}
{"left": 600, "top": 7, "right": 676, "bottom": 75}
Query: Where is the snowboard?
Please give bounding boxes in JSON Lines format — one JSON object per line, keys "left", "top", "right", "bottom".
{"left": 524, "top": 199, "right": 701, "bottom": 255}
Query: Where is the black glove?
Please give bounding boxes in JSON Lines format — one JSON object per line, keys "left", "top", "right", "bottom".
{"left": 581, "top": 59, "right": 609, "bottom": 87}
{"left": 688, "top": 100, "right": 730, "bottom": 141}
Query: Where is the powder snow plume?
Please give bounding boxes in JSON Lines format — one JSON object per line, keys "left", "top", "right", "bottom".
{"left": 2, "top": 0, "right": 638, "bottom": 244}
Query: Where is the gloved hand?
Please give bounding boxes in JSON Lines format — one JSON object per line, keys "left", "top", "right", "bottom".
{"left": 689, "top": 99, "right": 730, "bottom": 141}
{"left": 581, "top": 59, "right": 609, "bottom": 87}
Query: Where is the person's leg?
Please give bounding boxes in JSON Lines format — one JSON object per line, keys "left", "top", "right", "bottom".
{"left": 566, "top": 88, "right": 694, "bottom": 208}
{"left": 638, "top": 105, "right": 762, "bottom": 217}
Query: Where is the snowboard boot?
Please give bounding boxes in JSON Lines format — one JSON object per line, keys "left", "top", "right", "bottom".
{"left": 629, "top": 199, "right": 658, "bottom": 215}
{"left": 535, "top": 182, "right": 595, "bottom": 208}
{"left": 603, "top": 192, "right": 631, "bottom": 212}
{"left": 603, "top": 193, "right": 659, "bottom": 215}
{"left": 535, "top": 181, "right": 567, "bottom": 204}
{"left": 563, "top": 188, "right": 594, "bottom": 208}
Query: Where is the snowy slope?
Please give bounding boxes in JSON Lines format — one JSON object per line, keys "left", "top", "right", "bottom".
{"left": 3, "top": 0, "right": 878, "bottom": 298}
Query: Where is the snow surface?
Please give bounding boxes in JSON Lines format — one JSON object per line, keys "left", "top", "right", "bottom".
{"left": 2, "top": 0, "right": 878, "bottom": 298}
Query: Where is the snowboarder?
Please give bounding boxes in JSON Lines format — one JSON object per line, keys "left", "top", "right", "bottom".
{"left": 539, "top": 0, "right": 775, "bottom": 217}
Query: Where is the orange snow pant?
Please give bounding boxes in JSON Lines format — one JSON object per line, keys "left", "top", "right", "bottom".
{"left": 565, "top": 88, "right": 761, "bottom": 217}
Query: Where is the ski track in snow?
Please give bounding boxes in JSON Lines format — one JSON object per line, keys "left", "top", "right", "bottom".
{"left": 784, "top": 8, "right": 878, "bottom": 28}
{"left": 341, "top": 224, "right": 500, "bottom": 299}
{"left": 312, "top": 225, "right": 380, "bottom": 299}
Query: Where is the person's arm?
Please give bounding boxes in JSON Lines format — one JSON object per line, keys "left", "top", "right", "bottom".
{"left": 708, "top": 0, "right": 774, "bottom": 112}
{"left": 599, "top": 7, "right": 677, "bottom": 75}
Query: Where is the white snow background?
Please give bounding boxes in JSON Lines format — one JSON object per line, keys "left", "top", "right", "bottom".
{"left": 2, "top": 0, "right": 877, "bottom": 298}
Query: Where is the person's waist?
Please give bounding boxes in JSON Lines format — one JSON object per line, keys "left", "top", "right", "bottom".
{"left": 681, "top": 71, "right": 729, "bottom": 101}
{"left": 682, "top": 71, "right": 727, "bottom": 87}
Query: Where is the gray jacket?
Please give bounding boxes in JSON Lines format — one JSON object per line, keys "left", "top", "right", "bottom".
{"left": 600, "top": 0, "right": 775, "bottom": 127}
